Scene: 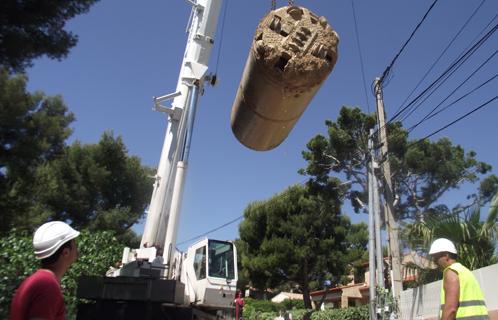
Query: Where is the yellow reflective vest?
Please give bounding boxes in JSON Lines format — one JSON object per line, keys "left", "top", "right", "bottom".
{"left": 440, "top": 262, "right": 489, "bottom": 319}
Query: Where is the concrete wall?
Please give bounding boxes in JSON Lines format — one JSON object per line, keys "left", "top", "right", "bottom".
{"left": 399, "top": 263, "right": 498, "bottom": 320}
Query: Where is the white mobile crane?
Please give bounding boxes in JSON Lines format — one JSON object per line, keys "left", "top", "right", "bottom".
{"left": 76, "top": 0, "right": 338, "bottom": 318}
{"left": 77, "top": 1, "right": 237, "bottom": 319}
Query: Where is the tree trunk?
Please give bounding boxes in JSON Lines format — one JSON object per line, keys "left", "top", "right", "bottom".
{"left": 302, "top": 261, "right": 313, "bottom": 309}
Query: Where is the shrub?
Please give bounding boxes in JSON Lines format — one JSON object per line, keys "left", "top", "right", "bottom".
{"left": 0, "top": 230, "right": 37, "bottom": 318}
{"left": 282, "top": 298, "right": 305, "bottom": 310}
{"left": 310, "top": 306, "right": 369, "bottom": 320}
{"left": 242, "top": 296, "right": 368, "bottom": 320}
{"left": 0, "top": 229, "right": 123, "bottom": 319}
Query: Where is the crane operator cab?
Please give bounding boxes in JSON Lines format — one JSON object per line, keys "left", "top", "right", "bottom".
{"left": 182, "top": 238, "right": 238, "bottom": 310}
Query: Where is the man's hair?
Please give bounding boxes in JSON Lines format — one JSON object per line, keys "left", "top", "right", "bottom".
{"left": 40, "top": 240, "right": 73, "bottom": 267}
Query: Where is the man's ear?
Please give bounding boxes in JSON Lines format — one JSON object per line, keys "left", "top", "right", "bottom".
{"left": 61, "top": 246, "right": 71, "bottom": 258}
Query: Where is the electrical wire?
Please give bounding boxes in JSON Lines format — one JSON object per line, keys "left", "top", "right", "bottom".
{"left": 408, "top": 95, "right": 497, "bottom": 148}
{"left": 379, "top": 0, "right": 440, "bottom": 86}
{"left": 388, "top": 24, "right": 497, "bottom": 124}
{"left": 407, "top": 50, "right": 497, "bottom": 133}
{"left": 177, "top": 215, "right": 243, "bottom": 245}
{"left": 391, "top": 14, "right": 496, "bottom": 123}
{"left": 453, "top": 13, "right": 497, "bottom": 64}
{"left": 395, "top": 21, "right": 498, "bottom": 125}
{"left": 393, "top": 0, "right": 487, "bottom": 117}
{"left": 410, "top": 73, "right": 498, "bottom": 128}
{"left": 351, "top": 0, "right": 372, "bottom": 112}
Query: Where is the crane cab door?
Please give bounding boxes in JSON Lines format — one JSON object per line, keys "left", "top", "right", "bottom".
{"left": 182, "top": 239, "right": 238, "bottom": 309}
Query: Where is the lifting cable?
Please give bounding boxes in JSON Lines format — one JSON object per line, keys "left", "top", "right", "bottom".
{"left": 213, "top": 0, "right": 229, "bottom": 76}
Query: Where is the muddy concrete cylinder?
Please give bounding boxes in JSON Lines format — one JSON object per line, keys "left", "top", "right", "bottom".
{"left": 231, "top": 6, "right": 339, "bottom": 151}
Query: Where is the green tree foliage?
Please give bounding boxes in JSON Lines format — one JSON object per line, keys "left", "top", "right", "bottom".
{"left": 234, "top": 238, "right": 251, "bottom": 291}
{"left": 403, "top": 191, "right": 498, "bottom": 275}
{"left": 31, "top": 132, "right": 154, "bottom": 239}
{"left": 394, "top": 138, "right": 494, "bottom": 221}
{"left": 0, "top": 71, "right": 153, "bottom": 240}
{"left": 239, "top": 183, "right": 351, "bottom": 309}
{"left": 343, "top": 222, "right": 368, "bottom": 284}
{"left": 299, "top": 107, "right": 378, "bottom": 214}
{"left": 0, "top": 229, "right": 123, "bottom": 319}
{"left": 300, "top": 106, "right": 495, "bottom": 222}
{"left": 0, "top": 70, "right": 74, "bottom": 231}
{"left": 0, "top": 0, "right": 99, "bottom": 73}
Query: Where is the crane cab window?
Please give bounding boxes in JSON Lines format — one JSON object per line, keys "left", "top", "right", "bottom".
{"left": 193, "top": 246, "right": 206, "bottom": 280}
{"left": 208, "top": 240, "right": 235, "bottom": 280}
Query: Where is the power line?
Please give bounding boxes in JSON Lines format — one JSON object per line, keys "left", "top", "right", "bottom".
{"left": 373, "top": 14, "right": 498, "bottom": 141}
{"left": 351, "top": 0, "right": 371, "bottom": 112}
{"left": 454, "top": 13, "right": 497, "bottom": 63}
{"left": 393, "top": 0, "right": 487, "bottom": 117}
{"left": 388, "top": 23, "right": 497, "bottom": 124}
{"left": 407, "top": 50, "right": 497, "bottom": 133}
{"left": 397, "top": 25, "right": 497, "bottom": 124}
{"left": 410, "top": 73, "right": 498, "bottom": 128}
{"left": 388, "top": 14, "right": 498, "bottom": 123}
{"left": 397, "top": 27, "right": 497, "bottom": 124}
{"left": 408, "top": 95, "right": 497, "bottom": 147}
{"left": 379, "top": 0, "right": 439, "bottom": 85}
{"left": 177, "top": 215, "right": 243, "bottom": 246}
{"left": 396, "top": 21, "right": 498, "bottom": 125}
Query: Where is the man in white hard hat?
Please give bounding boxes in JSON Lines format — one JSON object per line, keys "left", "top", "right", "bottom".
{"left": 429, "top": 238, "right": 489, "bottom": 320}
{"left": 10, "top": 221, "right": 80, "bottom": 320}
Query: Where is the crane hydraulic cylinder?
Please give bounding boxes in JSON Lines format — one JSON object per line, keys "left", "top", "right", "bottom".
{"left": 231, "top": 5, "right": 339, "bottom": 151}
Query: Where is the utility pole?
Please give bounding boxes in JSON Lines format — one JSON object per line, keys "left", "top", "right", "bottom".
{"left": 368, "top": 131, "right": 377, "bottom": 320}
{"left": 373, "top": 165, "right": 384, "bottom": 291}
{"left": 374, "top": 77, "right": 403, "bottom": 317}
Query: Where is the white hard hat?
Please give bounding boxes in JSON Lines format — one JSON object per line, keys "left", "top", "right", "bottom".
{"left": 429, "top": 238, "right": 457, "bottom": 255}
{"left": 33, "top": 221, "right": 80, "bottom": 259}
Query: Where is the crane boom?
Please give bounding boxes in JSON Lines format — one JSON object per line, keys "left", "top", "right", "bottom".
{"left": 140, "top": 0, "right": 223, "bottom": 269}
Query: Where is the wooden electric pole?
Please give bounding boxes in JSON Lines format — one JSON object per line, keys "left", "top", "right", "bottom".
{"left": 374, "top": 77, "right": 403, "bottom": 317}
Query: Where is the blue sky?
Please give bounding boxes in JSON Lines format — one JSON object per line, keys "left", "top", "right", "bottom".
{"left": 26, "top": 0, "right": 497, "bottom": 250}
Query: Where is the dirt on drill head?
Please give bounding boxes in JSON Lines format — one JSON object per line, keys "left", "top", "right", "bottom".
{"left": 252, "top": 5, "right": 339, "bottom": 91}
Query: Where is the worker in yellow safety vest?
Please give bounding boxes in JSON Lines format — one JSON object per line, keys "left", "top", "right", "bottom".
{"left": 429, "top": 238, "right": 489, "bottom": 320}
